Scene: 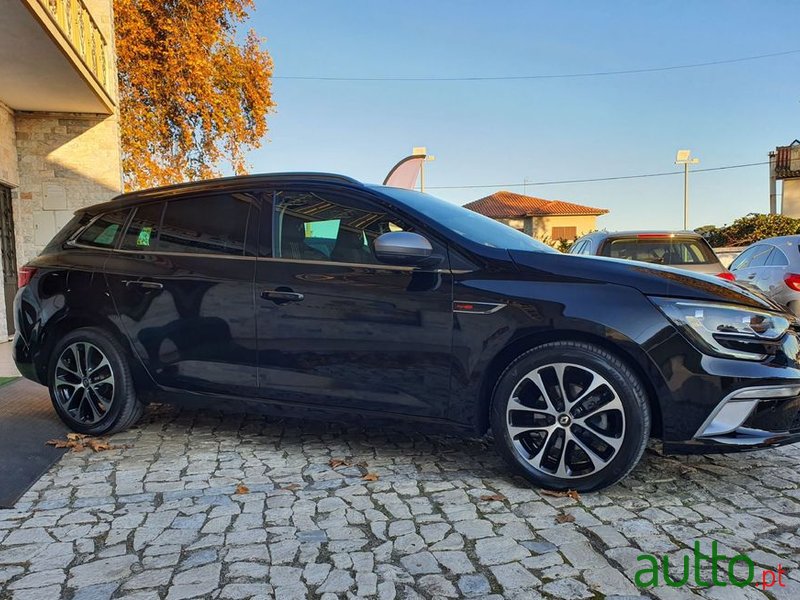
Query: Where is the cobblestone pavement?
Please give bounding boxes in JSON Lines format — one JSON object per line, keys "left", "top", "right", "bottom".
{"left": 1, "top": 399, "right": 800, "bottom": 600}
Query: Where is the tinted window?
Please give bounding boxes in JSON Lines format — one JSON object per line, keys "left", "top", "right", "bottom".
{"left": 158, "top": 193, "right": 254, "bottom": 256}
{"left": 274, "top": 190, "right": 409, "bottom": 263}
{"left": 120, "top": 202, "right": 164, "bottom": 251}
{"left": 600, "top": 237, "right": 718, "bottom": 265}
{"left": 747, "top": 245, "right": 774, "bottom": 269}
{"left": 76, "top": 209, "right": 131, "bottom": 248}
{"left": 729, "top": 246, "right": 758, "bottom": 271}
{"left": 767, "top": 248, "right": 789, "bottom": 266}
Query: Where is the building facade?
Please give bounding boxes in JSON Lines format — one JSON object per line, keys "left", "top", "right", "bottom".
{"left": 463, "top": 190, "right": 608, "bottom": 243}
{"left": 0, "top": 0, "right": 122, "bottom": 337}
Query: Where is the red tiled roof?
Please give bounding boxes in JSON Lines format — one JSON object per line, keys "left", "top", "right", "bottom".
{"left": 463, "top": 191, "right": 609, "bottom": 218}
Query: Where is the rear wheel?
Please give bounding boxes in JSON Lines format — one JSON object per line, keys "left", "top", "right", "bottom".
{"left": 48, "top": 327, "right": 143, "bottom": 435}
{"left": 490, "top": 341, "right": 650, "bottom": 492}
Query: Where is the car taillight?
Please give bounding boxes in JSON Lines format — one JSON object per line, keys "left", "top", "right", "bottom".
{"left": 716, "top": 272, "right": 735, "bottom": 281}
{"left": 17, "top": 266, "right": 37, "bottom": 288}
{"left": 785, "top": 273, "right": 800, "bottom": 291}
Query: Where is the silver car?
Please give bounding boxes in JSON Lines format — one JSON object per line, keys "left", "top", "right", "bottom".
{"left": 729, "top": 235, "right": 800, "bottom": 315}
{"left": 570, "top": 231, "right": 733, "bottom": 280}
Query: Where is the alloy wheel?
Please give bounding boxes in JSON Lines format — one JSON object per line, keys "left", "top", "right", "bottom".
{"left": 53, "top": 342, "right": 115, "bottom": 425}
{"left": 505, "top": 362, "right": 625, "bottom": 479}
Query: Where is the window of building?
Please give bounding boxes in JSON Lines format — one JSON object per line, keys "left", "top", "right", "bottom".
{"left": 75, "top": 209, "right": 130, "bottom": 248}
{"left": 158, "top": 193, "right": 253, "bottom": 256}
{"left": 120, "top": 202, "right": 164, "bottom": 251}
{"left": 551, "top": 226, "right": 577, "bottom": 241}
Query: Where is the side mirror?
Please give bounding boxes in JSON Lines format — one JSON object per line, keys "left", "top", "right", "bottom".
{"left": 374, "top": 231, "right": 434, "bottom": 266}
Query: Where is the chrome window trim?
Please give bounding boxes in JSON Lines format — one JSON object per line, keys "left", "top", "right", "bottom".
{"left": 67, "top": 242, "right": 460, "bottom": 273}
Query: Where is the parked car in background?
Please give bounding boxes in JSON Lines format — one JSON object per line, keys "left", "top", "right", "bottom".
{"left": 12, "top": 174, "right": 800, "bottom": 492}
{"left": 570, "top": 231, "right": 734, "bottom": 281}
{"left": 729, "top": 236, "right": 800, "bottom": 316}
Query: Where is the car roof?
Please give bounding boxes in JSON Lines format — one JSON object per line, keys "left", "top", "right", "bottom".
{"left": 78, "top": 172, "right": 366, "bottom": 213}
{"left": 581, "top": 230, "right": 702, "bottom": 240}
{"left": 752, "top": 235, "right": 800, "bottom": 245}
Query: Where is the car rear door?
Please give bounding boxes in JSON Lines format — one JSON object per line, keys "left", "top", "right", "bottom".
{"left": 103, "top": 191, "right": 261, "bottom": 397}
{"left": 253, "top": 185, "right": 454, "bottom": 418}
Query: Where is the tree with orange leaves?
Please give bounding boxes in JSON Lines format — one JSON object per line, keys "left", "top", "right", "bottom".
{"left": 114, "top": 0, "right": 274, "bottom": 191}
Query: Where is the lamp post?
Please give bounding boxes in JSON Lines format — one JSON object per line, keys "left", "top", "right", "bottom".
{"left": 412, "top": 146, "right": 435, "bottom": 193}
{"left": 675, "top": 150, "right": 700, "bottom": 230}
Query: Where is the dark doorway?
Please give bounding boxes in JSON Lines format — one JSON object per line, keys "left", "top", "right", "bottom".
{"left": 0, "top": 184, "right": 17, "bottom": 336}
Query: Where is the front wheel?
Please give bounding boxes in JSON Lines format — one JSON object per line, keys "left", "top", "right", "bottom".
{"left": 48, "top": 327, "right": 144, "bottom": 435}
{"left": 490, "top": 341, "right": 651, "bottom": 492}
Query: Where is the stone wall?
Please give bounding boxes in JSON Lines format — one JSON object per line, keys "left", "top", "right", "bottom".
{"left": 13, "top": 112, "right": 122, "bottom": 267}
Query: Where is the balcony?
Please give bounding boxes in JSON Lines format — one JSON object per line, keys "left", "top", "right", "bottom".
{"left": 0, "top": 0, "right": 115, "bottom": 114}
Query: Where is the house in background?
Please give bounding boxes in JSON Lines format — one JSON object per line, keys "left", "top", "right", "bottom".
{"left": 0, "top": 0, "right": 122, "bottom": 338}
{"left": 463, "top": 190, "right": 608, "bottom": 242}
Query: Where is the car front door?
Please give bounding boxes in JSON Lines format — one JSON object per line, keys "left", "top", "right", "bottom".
{"left": 103, "top": 191, "right": 261, "bottom": 397}
{"left": 254, "top": 185, "right": 454, "bottom": 418}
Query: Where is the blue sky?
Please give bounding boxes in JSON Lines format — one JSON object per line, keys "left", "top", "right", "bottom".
{"left": 244, "top": 1, "right": 800, "bottom": 230}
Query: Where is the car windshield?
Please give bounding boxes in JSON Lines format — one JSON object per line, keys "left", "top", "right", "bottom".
{"left": 373, "top": 186, "right": 556, "bottom": 253}
{"left": 600, "top": 236, "right": 718, "bottom": 265}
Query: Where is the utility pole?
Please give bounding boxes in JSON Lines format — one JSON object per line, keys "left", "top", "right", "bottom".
{"left": 675, "top": 150, "right": 700, "bottom": 230}
{"left": 769, "top": 151, "right": 778, "bottom": 215}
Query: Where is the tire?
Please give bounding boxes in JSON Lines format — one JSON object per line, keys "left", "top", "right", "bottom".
{"left": 490, "top": 341, "right": 651, "bottom": 492}
{"left": 47, "top": 327, "right": 144, "bottom": 435}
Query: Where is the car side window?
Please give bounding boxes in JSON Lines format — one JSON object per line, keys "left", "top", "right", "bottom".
{"left": 272, "top": 190, "right": 411, "bottom": 264}
{"left": 767, "top": 248, "right": 789, "bottom": 266}
{"left": 570, "top": 241, "right": 585, "bottom": 254}
{"left": 120, "top": 202, "right": 165, "bottom": 251}
{"left": 747, "top": 245, "right": 773, "bottom": 269}
{"left": 729, "top": 246, "right": 759, "bottom": 271}
{"left": 158, "top": 193, "right": 255, "bottom": 256}
{"left": 76, "top": 209, "right": 131, "bottom": 248}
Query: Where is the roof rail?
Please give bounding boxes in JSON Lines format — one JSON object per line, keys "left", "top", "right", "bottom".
{"left": 113, "top": 172, "right": 364, "bottom": 202}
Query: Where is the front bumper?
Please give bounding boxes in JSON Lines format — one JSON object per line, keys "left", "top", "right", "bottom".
{"left": 665, "top": 383, "right": 800, "bottom": 454}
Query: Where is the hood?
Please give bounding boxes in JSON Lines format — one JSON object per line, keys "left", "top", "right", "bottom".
{"left": 508, "top": 250, "right": 782, "bottom": 312}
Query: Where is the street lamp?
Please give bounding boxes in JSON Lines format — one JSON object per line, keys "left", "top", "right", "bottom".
{"left": 675, "top": 150, "right": 700, "bottom": 230}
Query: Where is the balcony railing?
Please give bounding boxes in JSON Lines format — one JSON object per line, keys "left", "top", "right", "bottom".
{"left": 39, "top": 0, "right": 108, "bottom": 92}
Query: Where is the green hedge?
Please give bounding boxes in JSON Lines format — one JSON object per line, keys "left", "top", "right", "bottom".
{"left": 697, "top": 214, "right": 800, "bottom": 248}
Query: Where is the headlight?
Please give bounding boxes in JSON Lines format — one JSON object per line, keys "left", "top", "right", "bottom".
{"left": 650, "top": 298, "right": 791, "bottom": 360}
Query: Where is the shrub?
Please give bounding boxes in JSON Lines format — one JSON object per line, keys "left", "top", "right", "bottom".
{"left": 697, "top": 214, "right": 800, "bottom": 247}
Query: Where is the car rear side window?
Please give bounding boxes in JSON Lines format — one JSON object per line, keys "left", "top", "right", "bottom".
{"left": 120, "top": 202, "right": 165, "bottom": 251}
{"left": 157, "top": 194, "right": 254, "bottom": 256}
{"left": 76, "top": 209, "right": 131, "bottom": 248}
{"left": 600, "top": 237, "right": 718, "bottom": 265}
{"left": 767, "top": 248, "right": 789, "bottom": 266}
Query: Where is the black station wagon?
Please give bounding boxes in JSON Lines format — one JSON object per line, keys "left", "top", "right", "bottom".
{"left": 13, "top": 173, "right": 800, "bottom": 491}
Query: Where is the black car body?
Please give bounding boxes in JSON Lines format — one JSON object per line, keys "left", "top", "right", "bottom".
{"left": 12, "top": 173, "right": 800, "bottom": 490}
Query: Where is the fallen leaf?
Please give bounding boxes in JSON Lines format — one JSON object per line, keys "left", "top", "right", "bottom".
{"left": 480, "top": 493, "right": 507, "bottom": 502}
{"left": 329, "top": 458, "right": 351, "bottom": 469}
{"left": 362, "top": 473, "right": 379, "bottom": 481}
{"left": 283, "top": 483, "right": 301, "bottom": 491}
{"left": 234, "top": 484, "right": 249, "bottom": 495}
{"left": 540, "top": 489, "right": 581, "bottom": 501}
{"left": 555, "top": 513, "right": 576, "bottom": 524}
{"left": 46, "top": 434, "right": 119, "bottom": 453}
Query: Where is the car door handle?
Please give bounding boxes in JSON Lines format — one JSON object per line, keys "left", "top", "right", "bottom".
{"left": 261, "top": 290, "right": 304, "bottom": 304}
{"left": 746, "top": 273, "right": 756, "bottom": 279}
{"left": 122, "top": 280, "right": 163, "bottom": 290}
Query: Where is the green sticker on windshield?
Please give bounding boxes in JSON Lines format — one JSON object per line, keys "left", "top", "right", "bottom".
{"left": 136, "top": 227, "right": 152, "bottom": 247}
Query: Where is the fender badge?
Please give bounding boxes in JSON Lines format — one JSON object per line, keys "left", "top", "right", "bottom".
{"left": 453, "top": 301, "right": 506, "bottom": 314}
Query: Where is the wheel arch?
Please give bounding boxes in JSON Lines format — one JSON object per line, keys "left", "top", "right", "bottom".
{"left": 36, "top": 311, "right": 152, "bottom": 391}
{"left": 476, "top": 329, "right": 664, "bottom": 438}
